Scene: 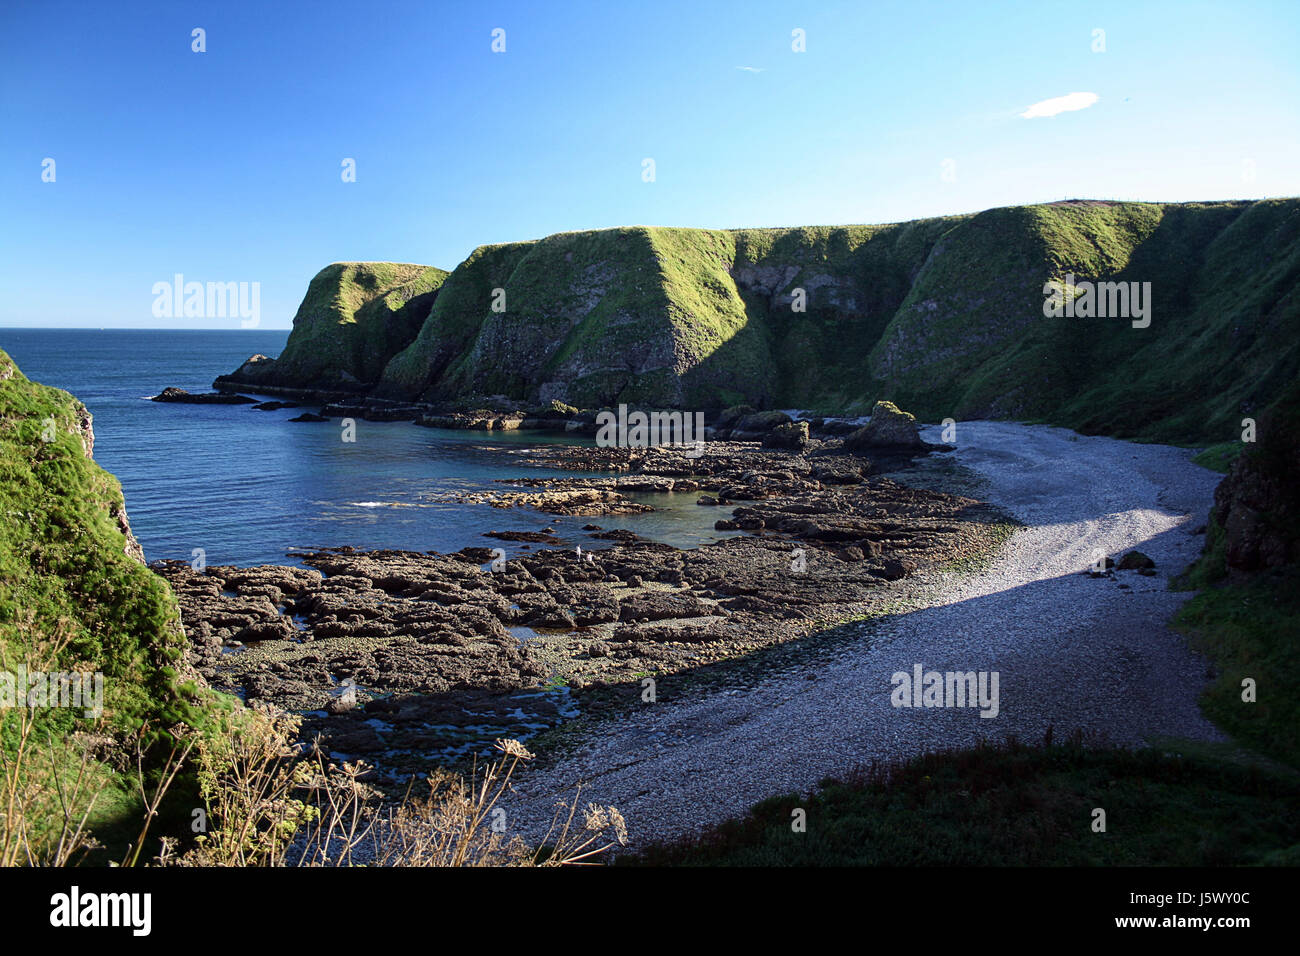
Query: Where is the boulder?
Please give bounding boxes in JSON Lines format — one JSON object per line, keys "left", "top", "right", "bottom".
{"left": 762, "top": 420, "right": 810, "bottom": 450}
{"left": 229, "top": 354, "right": 277, "bottom": 381}
{"left": 714, "top": 405, "right": 756, "bottom": 429}
{"left": 842, "top": 401, "right": 927, "bottom": 453}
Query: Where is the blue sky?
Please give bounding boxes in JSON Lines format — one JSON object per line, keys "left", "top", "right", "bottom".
{"left": 2, "top": 0, "right": 1297, "bottom": 329}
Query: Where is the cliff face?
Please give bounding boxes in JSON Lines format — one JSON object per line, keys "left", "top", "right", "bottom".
{"left": 225, "top": 262, "right": 448, "bottom": 390}
{"left": 227, "top": 198, "right": 1300, "bottom": 445}
{"left": 0, "top": 349, "right": 195, "bottom": 734}
{"left": 1212, "top": 378, "right": 1300, "bottom": 573}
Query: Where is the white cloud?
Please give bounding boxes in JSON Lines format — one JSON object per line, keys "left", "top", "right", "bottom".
{"left": 735, "top": 66, "right": 765, "bottom": 73}
{"left": 1020, "top": 91, "right": 1099, "bottom": 119}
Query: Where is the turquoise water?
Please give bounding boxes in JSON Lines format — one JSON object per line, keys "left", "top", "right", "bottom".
{"left": 0, "top": 329, "right": 733, "bottom": 567}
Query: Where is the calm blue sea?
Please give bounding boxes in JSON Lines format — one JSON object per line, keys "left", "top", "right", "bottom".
{"left": 0, "top": 329, "right": 730, "bottom": 567}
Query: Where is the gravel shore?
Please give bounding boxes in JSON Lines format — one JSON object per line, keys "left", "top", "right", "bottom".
{"left": 502, "top": 421, "right": 1228, "bottom": 849}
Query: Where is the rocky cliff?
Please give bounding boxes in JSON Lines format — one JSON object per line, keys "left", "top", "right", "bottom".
{"left": 1210, "top": 378, "right": 1300, "bottom": 573}
{"left": 223, "top": 198, "right": 1300, "bottom": 446}
{"left": 221, "top": 261, "right": 448, "bottom": 390}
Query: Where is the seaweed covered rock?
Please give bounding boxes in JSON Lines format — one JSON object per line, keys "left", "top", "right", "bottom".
{"left": 842, "top": 401, "right": 928, "bottom": 453}
{"left": 762, "top": 420, "right": 810, "bottom": 449}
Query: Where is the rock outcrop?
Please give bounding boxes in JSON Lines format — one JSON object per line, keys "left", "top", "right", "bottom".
{"left": 218, "top": 262, "right": 448, "bottom": 391}
{"left": 151, "top": 387, "right": 257, "bottom": 404}
{"left": 150, "top": 437, "right": 1003, "bottom": 773}
{"left": 1212, "top": 379, "right": 1300, "bottom": 573}
{"left": 842, "top": 401, "right": 929, "bottom": 453}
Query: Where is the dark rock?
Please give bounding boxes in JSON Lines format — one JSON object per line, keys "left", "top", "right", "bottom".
{"left": 151, "top": 387, "right": 257, "bottom": 404}
{"left": 730, "top": 410, "right": 792, "bottom": 439}
{"left": 1117, "top": 550, "right": 1155, "bottom": 570}
{"left": 762, "top": 421, "right": 810, "bottom": 450}
{"left": 484, "top": 530, "right": 563, "bottom": 544}
{"left": 842, "top": 401, "right": 928, "bottom": 453}
{"left": 1211, "top": 382, "right": 1300, "bottom": 573}
{"left": 876, "top": 558, "right": 919, "bottom": 581}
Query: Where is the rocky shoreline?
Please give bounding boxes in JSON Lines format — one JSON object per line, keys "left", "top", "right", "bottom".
{"left": 200, "top": 359, "right": 933, "bottom": 448}
{"left": 151, "top": 418, "right": 1008, "bottom": 784}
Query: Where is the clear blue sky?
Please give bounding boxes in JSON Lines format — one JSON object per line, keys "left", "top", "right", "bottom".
{"left": 2, "top": 0, "right": 1297, "bottom": 328}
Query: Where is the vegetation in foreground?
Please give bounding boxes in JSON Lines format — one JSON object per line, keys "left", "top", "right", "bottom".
{"left": 0, "top": 348, "right": 224, "bottom": 852}
{"left": 4, "top": 701, "right": 625, "bottom": 868}
{"left": 628, "top": 736, "right": 1300, "bottom": 867}
{"left": 1172, "top": 566, "right": 1300, "bottom": 772}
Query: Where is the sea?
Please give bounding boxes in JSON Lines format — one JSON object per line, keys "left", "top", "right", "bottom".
{"left": 0, "top": 329, "right": 734, "bottom": 568}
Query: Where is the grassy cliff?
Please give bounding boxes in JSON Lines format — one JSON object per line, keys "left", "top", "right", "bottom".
{"left": 239, "top": 199, "right": 1298, "bottom": 445}
{"left": 0, "top": 349, "right": 201, "bottom": 733}
{"left": 0, "top": 349, "right": 216, "bottom": 854}
{"left": 239, "top": 262, "right": 448, "bottom": 388}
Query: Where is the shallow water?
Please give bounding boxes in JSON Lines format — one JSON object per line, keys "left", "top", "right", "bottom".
{"left": 1, "top": 328, "right": 735, "bottom": 566}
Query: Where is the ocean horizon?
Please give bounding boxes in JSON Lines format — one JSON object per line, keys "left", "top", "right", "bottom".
{"left": 0, "top": 328, "right": 732, "bottom": 567}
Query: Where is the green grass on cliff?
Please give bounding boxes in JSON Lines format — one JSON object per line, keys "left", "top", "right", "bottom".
{"left": 377, "top": 243, "right": 534, "bottom": 398}
{"left": 271, "top": 262, "right": 448, "bottom": 385}
{"left": 0, "top": 351, "right": 201, "bottom": 734}
{"left": 287, "top": 198, "right": 1300, "bottom": 448}
{"left": 0, "top": 350, "right": 224, "bottom": 854}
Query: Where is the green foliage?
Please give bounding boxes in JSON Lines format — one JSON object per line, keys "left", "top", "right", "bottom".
{"left": 630, "top": 739, "right": 1300, "bottom": 866}
{"left": 1174, "top": 566, "right": 1300, "bottom": 770}
{"left": 272, "top": 262, "right": 448, "bottom": 386}
{"left": 0, "top": 350, "right": 232, "bottom": 857}
{"left": 1193, "top": 442, "right": 1244, "bottom": 473}
{"left": 0, "top": 350, "right": 202, "bottom": 739}
{"left": 362, "top": 198, "right": 1297, "bottom": 446}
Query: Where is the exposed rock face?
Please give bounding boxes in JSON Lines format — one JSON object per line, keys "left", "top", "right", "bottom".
{"left": 1213, "top": 380, "right": 1300, "bottom": 572}
{"left": 71, "top": 401, "right": 146, "bottom": 561}
{"left": 842, "top": 401, "right": 929, "bottom": 453}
